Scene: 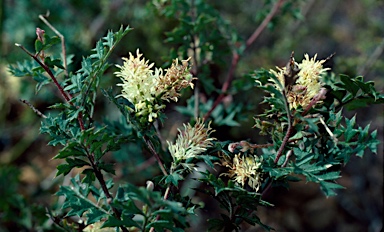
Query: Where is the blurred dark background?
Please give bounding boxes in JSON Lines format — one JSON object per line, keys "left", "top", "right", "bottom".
{"left": 0, "top": 0, "right": 382, "bottom": 231}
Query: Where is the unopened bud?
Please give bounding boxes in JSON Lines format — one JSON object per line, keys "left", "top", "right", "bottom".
{"left": 228, "top": 142, "right": 238, "bottom": 153}
{"left": 36, "top": 28, "right": 45, "bottom": 42}
{"left": 146, "top": 180, "right": 154, "bottom": 191}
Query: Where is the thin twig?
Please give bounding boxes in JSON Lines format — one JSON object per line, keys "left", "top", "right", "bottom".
{"left": 245, "top": 0, "right": 285, "bottom": 47}
{"left": 149, "top": 186, "right": 171, "bottom": 232}
{"left": 274, "top": 91, "right": 293, "bottom": 164}
{"left": 302, "top": 88, "right": 327, "bottom": 116}
{"left": 143, "top": 136, "right": 168, "bottom": 176}
{"left": 282, "top": 149, "right": 293, "bottom": 167}
{"left": 16, "top": 42, "right": 127, "bottom": 231}
{"left": 190, "top": 0, "right": 200, "bottom": 118}
{"left": 19, "top": 99, "right": 47, "bottom": 118}
{"left": 39, "top": 14, "right": 68, "bottom": 76}
{"left": 15, "top": 44, "right": 72, "bottom": 102}
{"left": 84, "top": 146, "right": 129, "bottom": 232}
{"left": 319, "top": 116, "right": 338, "bottom": 143}
{"left": 262, "top": 148, "right": 292, "bottom": 198}
{"left": 358, "top": 37, "right": 384, "bottom": 76}
{"left": 203, "top": 0, "right": 285, "bottom": 120}
{"left": 204, "top": 53, "right": 239, "bottom": 120}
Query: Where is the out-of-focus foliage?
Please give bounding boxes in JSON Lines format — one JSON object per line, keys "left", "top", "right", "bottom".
{"left": 1, "top": 0, "right": 383, "bottom": 231}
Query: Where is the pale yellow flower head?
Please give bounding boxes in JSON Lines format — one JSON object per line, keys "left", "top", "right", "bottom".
{"left": 296, "top": 53, "right": 330, "bottom": 98}
{"left": 115, "top": 49, "right": 194, "bottom": 123}
{"left": 167, "top": 119, "right": 215, "bottom": 162}
{"left": 269, "top": 53, "right": 330, "bottom": 110}
{"left": 221, "top": 153, "right": 263, "bottom": 192}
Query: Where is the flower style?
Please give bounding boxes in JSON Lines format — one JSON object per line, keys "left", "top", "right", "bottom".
{"left": 220, "top": 153, "right": 263, "bottom": 192}
{"left": 115, "top": 49, "right": 194, "bottom": 123}
{"left": 269, "top": 53, "right": 330, "bottom": 109}
{"left": 167, "top": 119, "right": 215, "bottom": 162}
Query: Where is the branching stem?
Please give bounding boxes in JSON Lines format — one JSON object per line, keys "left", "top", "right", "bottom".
{"left": 39, "top": 14, "right": 68, "bottom": 76}
{"left": 16, "top": 44, "right": 72, "bottom": 102}
{"left": 16, "top": 41, "right": 128, "bottom": 231}
{"left": 203, "top": 0, "right": 285, "bottom": 120}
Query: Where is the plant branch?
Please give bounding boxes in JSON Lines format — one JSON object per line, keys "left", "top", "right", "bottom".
{"left": 16, "top": 43, "right": 85, "bottom": 131}
{"left": 358, "top": 37, "right": 384, "bottom": 76}
{"left": 245, "top": 0, "right": 285, "bottom": 47}
{"left": 149, "top": 182, "right": 171, "bottom": 232}
{"left": 39, "top": 13, "right": 68, "bottom": 76}
{"left": 84, "top": 146, "right": 129, "bottom": 232}
{"left": 17, "top": 43, "right": 126, "bottom": 229}
{"left": 302, "top": 88, "right": 327, "bottom": 116}
{"left": 274, "top": 91, "right": 293, "bottom": 164}
{"left": 190, "top": 0, "right": 200, "bottom": 118}
{"left": 203, "top": 0, "right": 285, "bottom": 120}
{"left": 143, "top": 135, "right": 168, "bottom": 176}
{"left": 19, "top": 99, "right": 47, "bottom": 118}
{"left": 16, "top": 44, "right": 72, "bottom": 102}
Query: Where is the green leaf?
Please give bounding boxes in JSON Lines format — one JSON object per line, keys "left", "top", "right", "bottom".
{"left": 90, "top": 40, "right": 105, "bottom": 59}
{"left": 315, "top": 171, "right": 341, "bottom": 181}
{"left": 98, "top": 162, "right": 116, "bottom": 175}
{"left": 122, "top": 201, "right": 143, "bottom": 216}
{"left": 43, "top": 35, "right": 61, "bottom": 49}
{"left": 86, "top": 208, "right": 106, "bottom": 224}
{"left": 340, "top": 75, "right": 359, "bottom": 97}
{"left": 44, "top": 57, "right": 65, "bottom": 69}
{"left": 197, "top": 155, "right": 219, "bottom": 168}
{"left": 146, "top": 220, "right": 176, "bottom": 231}
{"left": 165, "top": 172, "right": 184, "bottom": 186}
{"left": 56, "top": 158, "right": 90, "bottom": 177}
{"left": 217, "top": 110, "right": 241, "bottom": 127}
{"left": 54, "top": 143, "right": 86, "bottom": 159}
{"left": 56, "top": 163, "right": 73, "bottom": 177}
{"left": 344, "top": 115, "right": 358, "bottom": 142}
{"left": 320, "top": 181, "right": 345, "bottom": 197}
{"left": 207, "top": 218, "right": 224, "bottom": 231}
{"left": 81, "top": 169, "right": 96, "bottom": 185}
{"left": 102, "top": 211, "right": 140, "bottom": 228}
{"left": 35, "top": 40, "right": 43, "bottom": 53}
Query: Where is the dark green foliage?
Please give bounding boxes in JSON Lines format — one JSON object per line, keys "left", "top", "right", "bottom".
{"left": 5, "top": 0, "right": 383, "bottom": 231}
{"left": 198, "top": 171, "right": 273, "bottom": 231}
{"left": 0, "top": 166, "right": 53, "bottom": 231}
{"left": 252, "top": 69, "right": 382, "bottom": 197}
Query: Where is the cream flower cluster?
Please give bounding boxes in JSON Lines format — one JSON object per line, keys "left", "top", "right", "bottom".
{"left": 221, "top": 154, "right": 263, "bottom": 192}
{"left": 115, "top": 50, "right": 194, "bottom": 123}
{"left": 270, "top": 54, "right": 330, "bottom": 109}
{"left": 167, "top": 119, "right": 215, "bottom": 162}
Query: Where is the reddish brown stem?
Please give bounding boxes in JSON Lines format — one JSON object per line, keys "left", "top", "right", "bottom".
{"left": 274, "top": 90, "right": 293, "bottom": 163}
{"left": 17, "top": 44, "right": 72, "bottom": 102}
{"left": 274, "top": 124, "right": 293, "bottom": 163}
{"left": 203, "top": 0, "right": 285, "bottom": 120}
{"left": 143, "top": 136, "right": 168, "bottom": 176}
{"left": 149, "top": 182, "right": 171, "bottom": 232}
{"left": 246, "top": 0, "right": 285, "bottom": 47}
{"left": 17, "top": 44, "right": 127, "bottom": 230}
{"left": 16, "top": 44, "right": 85, "bottom": 130}
{"left": 204, "top": 53, "right": 239, "bottom": 120}
{"left": 39, "top": 14, "right": 68, "bottom": 76}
